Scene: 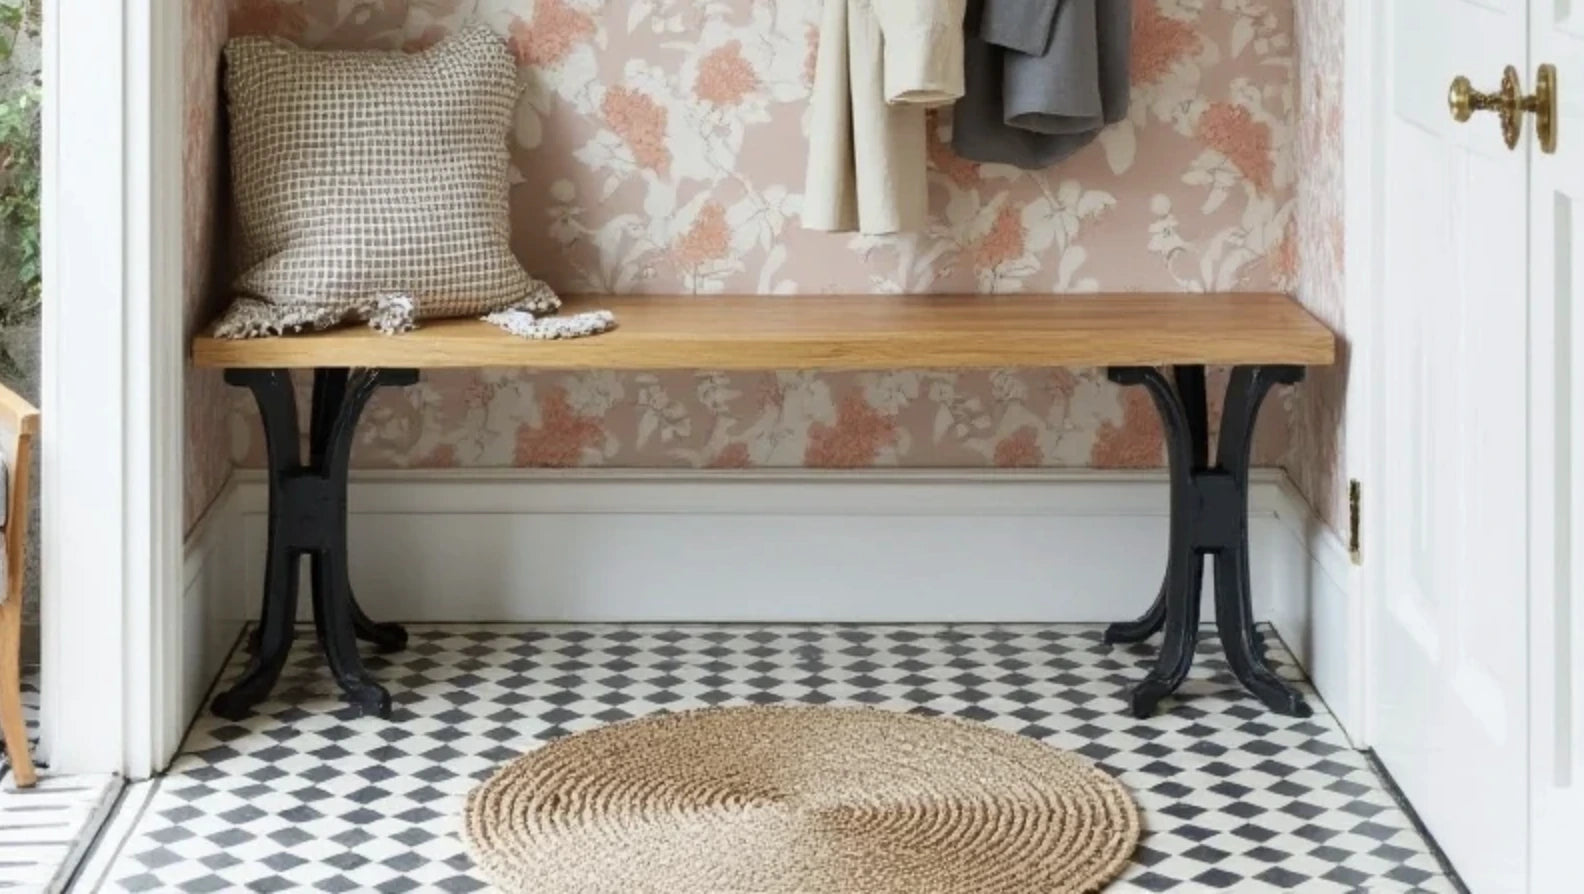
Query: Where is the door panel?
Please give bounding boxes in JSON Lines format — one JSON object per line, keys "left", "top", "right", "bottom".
{"left": 1529, "top": 3, "right": 1584, "bottom": 887}
{"left": 1374, "top": 1, "right": 1530, "bottom": 890}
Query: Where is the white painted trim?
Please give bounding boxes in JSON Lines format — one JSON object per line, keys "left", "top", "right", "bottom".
{"left": 234, "top": 469, "right": 1294, "bottom": 624}
{"left": 213, "top": 468, "right": 1353, "bottom": 738}
{"left": 174, "top": 477, "right": 247, "bottom": 757}
{"left": 1342, "top": 0, "right": 1384, "bottom": 748}
{"left": 1525, "top": 7, "right": 1583, "bottom": 888}
{"left": 39, "top": 1, "right": 185, "bottom": 777}
{"left": 68, "top": 778, "right": 157, "bottom": 894}
{"left": 1265, "top": 477, "right": 1366, "bottom": 741}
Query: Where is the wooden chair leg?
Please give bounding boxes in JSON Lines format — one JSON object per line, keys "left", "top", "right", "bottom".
{"left": 0, "top": 598, "right": 35, "bottom": 788}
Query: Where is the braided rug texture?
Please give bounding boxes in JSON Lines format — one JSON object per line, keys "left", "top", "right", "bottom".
{"left": 463, "top": 706, "right": 1140, "bottom": 893}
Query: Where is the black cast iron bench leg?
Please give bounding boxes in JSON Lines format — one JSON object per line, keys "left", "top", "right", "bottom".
{"left": 1103, "top": 364, "right": 1310, "bottom": 719}
{"left": 306, "top": 368, "right": 409, "bottom": 656}
{"left": 1103, "top": 366, "right": 1209, "bottom": 647}
{"left": 212, "top": 367, "right": 418, "bottom": 721}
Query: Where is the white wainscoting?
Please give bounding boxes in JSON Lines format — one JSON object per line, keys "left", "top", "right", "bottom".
{"left": 176, "top": 480, "right": 249, "bottom": 751}
{"left": 188, "top": 468, "right": 1362, "bottom": 739}
{"left": 1265, "top": 496, "right": 1365, "bottom": 742}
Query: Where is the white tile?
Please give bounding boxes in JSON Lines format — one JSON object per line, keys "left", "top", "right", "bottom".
{"left": 94, "top": 625, "right": 1460, "bottom": 892}
{"left": 0, "top": 668, "right": 121, "bottom": 893}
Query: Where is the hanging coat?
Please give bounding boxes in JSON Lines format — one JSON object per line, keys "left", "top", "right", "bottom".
{"left": 803, "top": 0, "right": 967, "bottom": 235}
{"left": 952, "top": 0, "right": 1131, "bottom": 169}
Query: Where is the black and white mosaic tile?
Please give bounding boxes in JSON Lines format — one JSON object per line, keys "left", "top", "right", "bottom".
{"left": 101, "top": 625, "right": 1456, "bottom": 892}
{"left": 0, "top": 667, "right": 121, "bottom": 893}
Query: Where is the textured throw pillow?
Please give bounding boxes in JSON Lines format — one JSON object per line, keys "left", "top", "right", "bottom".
{"left": 215, "top": 25, "right": 612, "bottom": 340}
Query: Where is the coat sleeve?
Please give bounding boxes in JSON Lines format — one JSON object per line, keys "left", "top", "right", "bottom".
{"left": 802, "top": 0, "right": 858, "bottom": 231}
{"left": 872, "top": 0, "right": 967, "bottom": 107}
{"left": 1001, "top": 0, "right": 1102, "bottom": 136}
{"left": 976, "top": 0, "right": 1061, "bottom": 57}
{"left": 1096, "top": 0, "right": 1132, "bottom": 125}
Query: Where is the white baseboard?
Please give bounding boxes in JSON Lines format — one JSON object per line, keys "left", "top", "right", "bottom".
{"left": 202, "top": 468, "right": 1363, "bottom": 741}
{"left": 174, "top": 479, "right": 248, "bottom": 759}
{"left": 1263, "top": 478, "right": 1366, "bottom": 741}
{"left": 227, "top": 468, "right": 1293, "bottom": 626}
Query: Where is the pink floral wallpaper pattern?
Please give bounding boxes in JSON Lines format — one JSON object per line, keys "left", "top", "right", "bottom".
{"left": 1291, "top": 0, "right": 1347, "bottom": 530}
{"left": 184, "top": 0, "right": 234, "bottom": 530}
{"left": 190, "top": 0, "right": 1343, "bottom": 529}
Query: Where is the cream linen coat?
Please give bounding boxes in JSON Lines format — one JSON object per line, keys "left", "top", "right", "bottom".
{"left": 803, "top": 0, "right": 967, "bottom": 235}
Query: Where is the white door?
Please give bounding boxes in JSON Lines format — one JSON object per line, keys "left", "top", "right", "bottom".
{"left": 1371, "top": 1, "right": 1531, "bottom": 891}
{"left": 1528, "top": 4, "right": 1584, "bottom": 889}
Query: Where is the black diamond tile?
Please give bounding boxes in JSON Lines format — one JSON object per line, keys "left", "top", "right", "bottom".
{"left": 1322, "top": 865, "right": 1372, "bottom": 887}
{"left": 1230, "top": 822, "right": 1277, "bottom": 844}
{"left": 1223, "top": 800, "right": 1266, "bottom": 819}
{"left": 98, "top": 624, "right": 1452, "bottom": 893}
{"left": 1182, "top": 844, "right": 1231, "bottom": 864}
{"left": 1385, "top": 864, "right": 1435, "bottom": 886}
{"left": 1190, "top": 867, "right": 1245, "bottom": 888}
{"left": 1351, "top": 820, "right": 1401, "bottom": 841}
{"left": 1127, "top": 871, "right": 1179, "bottom": 892}
{"left": 1253, "top": 865, "right": 1310, "bottom": 888}
{"left": 1282, "top": 800, "right": 1325, "bottom": 820}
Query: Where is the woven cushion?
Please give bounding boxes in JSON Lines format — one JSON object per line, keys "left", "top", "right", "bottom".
{"left": 215, "top": 25, "right": 611, "bottom": 340}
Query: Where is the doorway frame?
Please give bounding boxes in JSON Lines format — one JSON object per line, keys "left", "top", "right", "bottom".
{"left": 37, "top": 0, "right": 186, "bottom": 778}
{"left": 1342, "top": 0, "right": 1385, "bottom": 751}
{"left": 1347, "top": 0, "right": 1573, "bottom": 889}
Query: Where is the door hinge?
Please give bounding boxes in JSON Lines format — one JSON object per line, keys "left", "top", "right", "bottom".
{"left": 1348, "top": 479, "right": 1363, "bottom": 565}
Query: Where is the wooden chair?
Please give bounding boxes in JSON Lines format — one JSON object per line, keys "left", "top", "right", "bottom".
{"left": 0, "top": 382, "right": 37, "bottom": 787}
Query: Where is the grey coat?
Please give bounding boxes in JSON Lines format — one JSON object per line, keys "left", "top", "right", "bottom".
{"left": 952, "top": 0, "right": 1131, "bottom": 169}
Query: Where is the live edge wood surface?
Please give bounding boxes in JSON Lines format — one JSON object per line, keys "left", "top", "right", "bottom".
{"left": 191, "top": 293, "right": 1337, "bottom": 370}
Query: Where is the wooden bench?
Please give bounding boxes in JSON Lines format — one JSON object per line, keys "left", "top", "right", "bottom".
{"left": 194, "top": 293, "right": 1337, "bottom": 722}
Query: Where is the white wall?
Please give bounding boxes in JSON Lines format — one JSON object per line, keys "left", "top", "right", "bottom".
{"left": 181, "top": 468, "right": 1364, "bottom": 740}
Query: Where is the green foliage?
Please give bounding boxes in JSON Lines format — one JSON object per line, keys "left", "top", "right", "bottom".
{"left": 0, "top": 0, "right": 41, "bottom": 331}
{"left": 0, "top": 0, "right": 39, "bottom": 58}
{"left": 0, "top": 85, "right": 39, "bottom": 324}
{"left": 0, "top": 3, "right": 22, "bottom": 61}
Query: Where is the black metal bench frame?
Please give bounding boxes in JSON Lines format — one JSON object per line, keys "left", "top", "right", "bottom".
{"left": 209, "top": 363, "right": 1312, "bottom": 722}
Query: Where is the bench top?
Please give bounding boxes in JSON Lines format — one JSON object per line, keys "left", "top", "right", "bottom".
{"left": 191, "top": 292, "right": 1336, "bottom": 370}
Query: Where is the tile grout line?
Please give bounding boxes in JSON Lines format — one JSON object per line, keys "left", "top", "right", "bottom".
{"left": 47, "top": 779, "right": 124, "bottom": 894}
{"left": 63, "top": 778, "right": 159, "bottom": 893}
{"left": 100, "top": 624, "right": 1455, "bottom": 892}
{"left": 1363, "top": 749, "right": 1472, "bottom": 894}
{"left": 67, "top": 625, "right": 252, "bottom": 891}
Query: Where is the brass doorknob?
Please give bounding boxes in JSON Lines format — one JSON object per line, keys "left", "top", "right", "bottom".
{"left": 1448, "top": 64, "right": 1558, "bottom": 153}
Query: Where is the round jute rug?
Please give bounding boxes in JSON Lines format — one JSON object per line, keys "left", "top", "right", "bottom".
{"left": 463, "top": 705, "right": 1140, "bottom": 894}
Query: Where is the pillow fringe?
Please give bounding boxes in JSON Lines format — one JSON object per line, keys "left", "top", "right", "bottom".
{"left": 363, "top": 292, "right": 419, "bottom": 335}
{"left": 212, "top": 298, "right": 347, "bottom": 339}
{"left": 214, "top": 293, "right": 616, "bottom": 340}
{"left": 482, "top": 306, "right": 616, "bottom": 340}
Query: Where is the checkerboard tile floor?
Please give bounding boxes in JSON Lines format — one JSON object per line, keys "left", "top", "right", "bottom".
{"left": 98, "top": 625, "right": 1458, "bottom": 892}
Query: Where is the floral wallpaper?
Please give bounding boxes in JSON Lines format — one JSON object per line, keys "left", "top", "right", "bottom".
{"left": 1291, "top": 0, "right": 1347, "bottom": 531}
{"left": 185, "top": 0, "right": 234, "bottom": 530}
{"left": 192, "top": 0, "right": 1353, "bottom": 531}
